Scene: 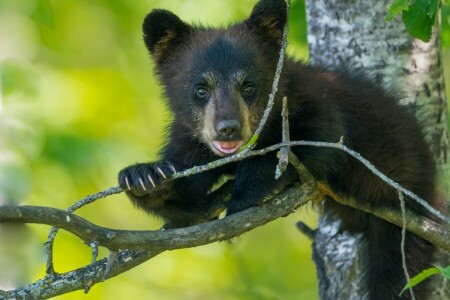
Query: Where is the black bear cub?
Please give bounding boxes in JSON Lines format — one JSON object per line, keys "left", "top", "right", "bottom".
{"left": 118, "top": 0, "right": 441, "bottom": 299}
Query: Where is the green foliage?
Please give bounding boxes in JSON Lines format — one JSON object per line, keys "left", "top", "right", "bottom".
{"left": 288, "top": 0, "right": 308, "bottom": 57}
{"left": 402, "top": 0, "right": 438, "bottom": 41}
{"left": 31, "top": 0, "right": 53, "bottom": 27}
{"left": 439, "top": 265, "right": 450, "bottom": 278}
{"left": 0, "top": 60, "right": 39, "bottom": 97}
{"left": 443, "top": 4, "right": 450, "bottom": 46}
{"left": 386, "top": 0, "right": 441, "bottom": 42}
{"left": 385, "top": 0, "right": 409, "bottom": 21}
{"left": 400, "top": 265, "right": 450, "bottom": 296}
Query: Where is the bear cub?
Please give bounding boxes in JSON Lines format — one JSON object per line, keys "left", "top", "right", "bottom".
{"left": 118, "top": 0, "right": 441, "bottom": 299}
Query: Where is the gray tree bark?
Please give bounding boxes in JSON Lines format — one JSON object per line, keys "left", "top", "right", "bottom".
{"left": 304, "top": 0, "right": 449, "bottom": 299}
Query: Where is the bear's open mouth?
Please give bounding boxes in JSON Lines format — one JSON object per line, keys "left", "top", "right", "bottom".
{"left": 212, "top": 140, "right": 243, "bottom": 155}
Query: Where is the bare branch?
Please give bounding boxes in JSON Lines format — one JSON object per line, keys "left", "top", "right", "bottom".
{"left": 1, "top": 138, "right": 449, "bottom": 298}
{"left": 1, "top": 183, "right": 313, "bottom": 299}
{"left": 3, "top": 249, "right": 158, "bottom": 299}
{"left": 45, "top": 186, "right": 123, "bottom": 274}
{"left": 326, "top": 187, "right": 450, "bottom": 252}
{"left": 174, "top": 140, "right": 450, "bottom": 225}
{"left": 0, "top": 184, "right": 313, "bottom": 252}
{"left": 1, "top": 192, "right": 448, "bottom": 299}
{"left": 399, "top": 191, "right": 416, "bottom": 300}
{"left": 289, "top": 140, "right": 450, "bottom": 224}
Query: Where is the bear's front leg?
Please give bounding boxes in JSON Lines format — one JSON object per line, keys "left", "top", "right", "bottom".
{"left": 226, "top": 153, "right": 298, "bottom": 216}
{"left": 118, "top": 161, "right": 177, "bottom": 210}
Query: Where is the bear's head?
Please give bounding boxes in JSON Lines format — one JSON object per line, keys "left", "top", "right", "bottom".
{"left": 142, "top": 0, "right": 287, "bottom": 156}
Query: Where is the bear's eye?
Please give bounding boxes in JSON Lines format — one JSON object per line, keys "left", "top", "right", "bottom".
{"left": 196, "top": 86, "right": 208, "bottom": 99}
{"left": 243, "top": 85, "right": 255, "bottom": 96}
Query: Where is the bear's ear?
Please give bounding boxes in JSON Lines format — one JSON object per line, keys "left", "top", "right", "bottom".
{"left": 142, "top": 9, "right": 191, "bottom": 63}
{"left": 245, "top": 0, "right": 287, "bottom": 44}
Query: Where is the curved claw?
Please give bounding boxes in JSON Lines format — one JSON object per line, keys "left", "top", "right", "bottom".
{"left": 138, "top": 177, "right": 146, "bottom": 191}
{"left": 147, "top": 174, "right": 156, "bottom": 188}
{"left": 157, "top": 167, "right": 167, "bottom": 179}
{"left": 124, "top": 176, "right": 131, "bottom": 191}
{"left": 169, "top": 164, "right": 177, "bottom": 175}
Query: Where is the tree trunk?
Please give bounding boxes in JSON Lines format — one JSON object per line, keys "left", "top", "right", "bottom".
{"left": 304, "top": 0, "right": 449, "bottom": 298}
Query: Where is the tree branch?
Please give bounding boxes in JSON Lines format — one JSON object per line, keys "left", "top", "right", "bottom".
{"left": 3, "top": 186, "right": 448, "bottom": 254}
{"left": 45, "top": 186, "right": 123, "bottom": 274}
{"left": 2, "top": 139, "right": 449, "bottom": 253}
{"left": 1, "top": 182, "right": 313, "bottom": 299}
{"left": 1, "top": 138, "right": 450, "bottom": 298}
{"left": 0, "top": 184, "right": 313, "bottom": 252}
{"left": 331, "top": 190, "right": 450, "bottom": 252}
{"left": 2, "top": 248, "right": 158, "bottom": 299}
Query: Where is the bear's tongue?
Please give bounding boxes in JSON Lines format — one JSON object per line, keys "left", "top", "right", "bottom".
{"left": 218, "top": 141, "right": 239, "bottom": 149}
{"left": 213, "top": 141, "right": 242, "bottom": 155}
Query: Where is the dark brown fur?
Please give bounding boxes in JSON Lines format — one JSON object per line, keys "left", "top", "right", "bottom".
{"left": 118, "top": 1, "right": 442, "bottom": 298}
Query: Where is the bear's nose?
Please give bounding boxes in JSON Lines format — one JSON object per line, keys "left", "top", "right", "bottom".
{"left": 216, "top": 120, "right": 241, "bottom": 138}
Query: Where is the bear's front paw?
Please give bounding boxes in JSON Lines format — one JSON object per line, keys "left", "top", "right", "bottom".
{"left": 118, "top": 161, "right": 177, "bottom": 197}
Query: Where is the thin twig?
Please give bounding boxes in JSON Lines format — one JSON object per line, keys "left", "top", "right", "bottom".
{"left": 284, "top": 140, "right": 449, "bottom": 225}
{"left": 399, "top": 191, "right": 416, "bottom": 300}
{"left": 102, "top": 250, "right": 119, "bottom": 282}
{"left": 326, "top": 189, "right": 450, "bottom": 251}
{"left": 276, "top": 96, "right": 290, "bottom": 179}
{"left": 88, "top": 241, "right": 99, "bottom": 265}
{"left": 171, "top": 140, "right": 450, "bottom": 225}
{"left": 45, "top": 186, "right": 123, "bottom": 274}
{"left": 68, "top": 186, "right": 123, "bottom": 213}
{"left": 242, "top": 0, "right": 290, "bottom": 151}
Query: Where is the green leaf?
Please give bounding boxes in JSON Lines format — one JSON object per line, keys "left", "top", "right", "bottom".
{"left": 400, "top": 265, "right": 450, "bottom": 296}
{"left": 385, "top": 0, "right": 410, "bottom": 21}
{"left": 399, "top": 267, "right": 440, "bottom": 296}
{"left": 436, "top": 265, "right": 450, "bottom": 279}
{"left": 402, "top": 0, "right": 433, "bottom": 42}
{"left": 427, "top": 0, "right": 440, "bottom": 24}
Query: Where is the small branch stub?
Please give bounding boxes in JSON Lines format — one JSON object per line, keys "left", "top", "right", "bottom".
{"left": 276, "top": 96, "right": 290, "bottom": 179}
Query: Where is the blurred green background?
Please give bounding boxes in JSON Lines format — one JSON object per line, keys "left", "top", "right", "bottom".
{"left": 0, "top": 1, "right": 449, "bottom": 299}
